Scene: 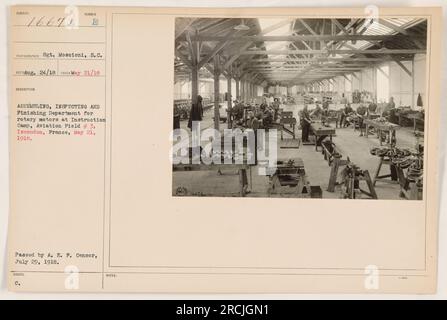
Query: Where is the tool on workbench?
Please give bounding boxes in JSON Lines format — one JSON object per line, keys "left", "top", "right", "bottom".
{"left": 267, "top": 158, "right": 312, "bottom": 197}
{"left": 340, "top": 162, "right": 378, "bottom": 199}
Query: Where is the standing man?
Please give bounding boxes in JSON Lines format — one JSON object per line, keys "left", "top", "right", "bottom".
{"left": 311, "top": 102, "right": 323, "bottom": 119}
{"left": 187, "top": 95, "right": 203, "bottom": 130}
{"left": 272, "top": 98, "right": 281, "bottom": 121}
{"left": 300, "top": 105, "right": 312, "bottom": 142}
{"left": 386, "top": 96, "right": 398, "bottom": 124}
{"left": 356, "top": 104, "right": 367, "bottom": 136}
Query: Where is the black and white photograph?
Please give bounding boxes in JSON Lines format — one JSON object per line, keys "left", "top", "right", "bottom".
{"left": 172, "top": 16, "right": 427, "bottom": 200}
{"left": 3, "top": 3, "right": 444, "bottom": 297}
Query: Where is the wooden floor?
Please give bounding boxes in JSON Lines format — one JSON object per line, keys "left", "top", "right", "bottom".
{"left": 173, "top": 108, "right": 421, "bottom": 199}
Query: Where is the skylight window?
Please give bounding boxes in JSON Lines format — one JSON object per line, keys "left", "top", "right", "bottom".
{"left": 258, "top": 19, "right": 292, "bottom": 58}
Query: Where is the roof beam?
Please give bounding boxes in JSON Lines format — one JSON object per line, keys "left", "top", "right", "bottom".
{"left": 185, "top": 31, "right": 197, "bottom": 64}
{"left": 175, "top": 49, "right": 192, "bottom": 68}
{"left": 175, "top": 18, "right": 196, "bottom": 40}
{"left": 262, "top": 18, "right": 294, "bottom": 34}
{"left": 189, "top": 34, "right": 424, "bottom": 42}
{"left": 378, "top": 18, "right": 426, "bottom": 50}
{"left": 222, "top": 18, "right": 293, "bottom": 70}
{"left": 377, "top": 18, "right": 409, "bottom": 35}
{"left": 200, "top": 19, "right": 238, "bottom": 36}
{"left": 298, "top": 19, "right": 318, "bottom": 35}
{"left": 249, "top": 57, "right": 392, "bottom": 62}
{"left": 377, "top": 66, "right": 389, "bottom": 79}
{"left": 198, "top": 19, "right": 227, "bottom": 32}
{"left": 390, "top": 56, "right": 412, "bottom": 77}
{"left": 331, "top": 19, "right": 350, "bottom": 35}
{"left": 197, "top": 29, "right": 247, "bottom": 69}
{"left": 198, "top": 40, "right": 230, "bottom": 68}
{"left": 240, "top": 49, "right": 425, "bottom": 55}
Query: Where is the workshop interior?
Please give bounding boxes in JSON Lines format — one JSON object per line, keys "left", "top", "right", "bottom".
{"left": 172, "top": 17, "right": 426, "bottom": 200}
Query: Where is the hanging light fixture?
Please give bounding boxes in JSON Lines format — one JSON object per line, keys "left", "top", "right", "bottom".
{"left": 234, "top": 19, "right": 250, "bottom": 31}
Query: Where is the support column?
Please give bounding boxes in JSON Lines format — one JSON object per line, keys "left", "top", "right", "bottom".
{"left": 227, "top": 75, "right": 232, "bottom": 129}
{"left": 188, "top": 33, "right": 201, "bottom": 161}
{"left": 227, "top": 76, "right": 232, "bottom": 109}
{"left": 189, "top": 33, "right": 200, "bottom": 105}
{"left": 240, "top": 78, "right": 245, "bottom": 102}
{"left": 213, "top": 55, "right": 220, "bottom": 130}
{"left": 242, "top": 80, "right": 246, "bottom": 102}
{"left": 373, "top": 66, "right": 377, "bottom": 103}
{"left": 411, "top": 57, "right": 415, "bottom": 108}
{"left": 235, "top": 78, "right": 240, "bottom": 102}
{"left": 191, "top": 63, "right": 199, "bottom": 105}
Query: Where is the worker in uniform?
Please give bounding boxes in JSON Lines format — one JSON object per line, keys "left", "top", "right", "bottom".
{"left": 339, "top": 103, "right": 353, "bottom": 128}
{"left": 260, "top": 97, "right": 268, "bottom": 109}
{"left": 262, "top": 107, "right": 274, "bottom": 128}
{"left": 173, "top": 104, "right": 180, "bottom": 129}
{"left": 187, "top": 95, "right": 204, "bottom": 160}
{"left": 385, "top": 96, "right": 398, "bottom": 124}
{"left": 368, "top": 100, "right": 378, "bottom": 114}
{"left": 300, "top": 104, "right": 312, "bottom": 142}
{"left": 311, "top": 102, "right": 323, "bottom": 119}
{"left": 356, "top": 104, "right": 367, "bottom": 136}
{"left": 187, "top": 95, "right": 203, "bottom": 130}
{"left": 272, "top": 98, "right": 281, "bottom": 121}
{"left": 381, "top": 96, "right": 394, "bottom": 116}
{"left": 321, "top": 101, "right": 330, "bottom": 126}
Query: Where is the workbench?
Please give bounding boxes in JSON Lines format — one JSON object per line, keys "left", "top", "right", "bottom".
{"left": 279, "top": 111, "right": 297, "bottom": 140}
{"left": 405, "top": 112, "right": 424, "bottom": 133}
{"left": 310, "top": 123, "right": 336, "bottom": 151}
{"left": 322, "top": 110, "right": 339, "bottom": 128}
{"left": 364, "top": 119, "right": 400, "bottom": 146}
{"left": 173, "top": 163, "right": 251, "bottom": 197}
{"left": 267, "top": 158, "right": 310, "bottom": 197}
{"left": 394, "top": 108, "right": 412, "bottom": 126}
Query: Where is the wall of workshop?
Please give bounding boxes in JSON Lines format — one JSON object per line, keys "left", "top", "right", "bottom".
{"left": 173, "top": 80, "right": 189, "bottom": 100}
{"left": 389, "top": 60, "right": 412, "bottom": 106}
{"left": 413, "top": 54, "right": 426, "bottom": 108}
{"left": 173, "top": 79, "right": 215, "bottom": 100}
{"left": 360, "top": 68, "right": 375, "bottom": 93}
{"left": 376, "top": 54, "right": 426, "bottom": 108}
{"left": 332, "top": 76, "right": 346, "bottom": 99}
{"left": 350, "top": 67, "right": 375, "bottom": 100}
{"left": 326, "top": 56, "right": 426, "bottom": 108}
{"left": 173, "top": 78, "right": 246, "bottom": 101}
{"left": 267, "top": 85, "right": 288, "bottom": 96}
